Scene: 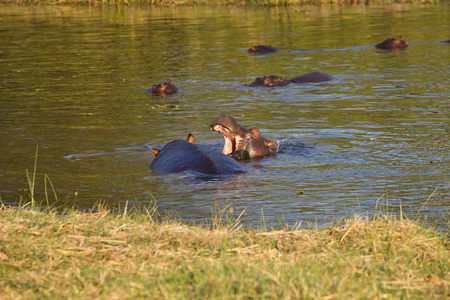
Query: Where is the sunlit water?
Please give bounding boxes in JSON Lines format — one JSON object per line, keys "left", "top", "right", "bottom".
{"left": 0, "top": 4, "right": 448, "bottom": 230}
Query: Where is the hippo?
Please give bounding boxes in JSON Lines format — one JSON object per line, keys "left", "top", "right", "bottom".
{"left": 150, "top": 134, "right": 245, "bottom": 175}
{"left": 247, "top": 45, "right": 279, "bottom": 53}
{"left": 150, "top": 80, "right": 178, "bottom": 96}
{"left": 375, "top": 37, "right": 408, "bottom": 51}
{"left": 440, "top": 40, "right": 450, "bottom": 43}
{"left": 245, "top": 75, "right": 291, "bottom": 87}
{"left": 290, "top": 72, "right": 335, "bottom": 83}
{"left": 245, "top": 72, "right": 335, "bottom": 87}
{"left": 209, "top": 115, "right": 278, "bottom": 158}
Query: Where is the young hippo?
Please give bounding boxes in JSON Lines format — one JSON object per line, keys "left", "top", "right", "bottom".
{"left": 247, "top": 45, "right": 279, "bottom": 53}
{"left": 245, "top": 75, "right": 291, "bottom": 87}
{"left": 209, "top": 115, "right": 278, "bottom": 158}
{"left": 289, "top": 72, "right": 335, "bottom": 83}
{"left": 375, "top": 37, "right": 409, "bottom": 51}
{"left": 150, "top": 134, "right": 245, "bottom": 175}
{"left": 151, "top": 80, "right": 178, "bottom": 96}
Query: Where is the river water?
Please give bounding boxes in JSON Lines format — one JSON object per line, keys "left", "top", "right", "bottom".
{"left": 0, "top": 3, "right": 448, "bottom": 230}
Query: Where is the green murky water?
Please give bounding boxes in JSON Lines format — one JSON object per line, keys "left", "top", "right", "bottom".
{"left": 0, "top": 4, "right": 448, "bottom": 229}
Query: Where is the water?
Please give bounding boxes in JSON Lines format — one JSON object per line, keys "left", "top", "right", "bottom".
{"left": 0, "top": 4, "right": 448, "bottom": 230}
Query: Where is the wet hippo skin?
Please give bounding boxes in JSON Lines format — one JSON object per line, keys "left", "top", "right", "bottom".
{"left": 245, "top": 75, "right": 291, "bottom": 87}
{"left": 247, "top": 45, "right": 279, "bottom": 53}
{"left": 289, "top": 72, "right": 335, "bottom": 83}
{"left": 246, "top": 72, "right": 335, "bottom": 87}
{"left": 210, "top": 115, "right": 277, "bottom": 158}
{"left": 374, "top": 37, "right": 409, "bottom": 51}
{"left": 150, "top": 80, "right": 179, "bottom": 96}
{"left": 150, "top": 134, "right": 245, "bottom": 175}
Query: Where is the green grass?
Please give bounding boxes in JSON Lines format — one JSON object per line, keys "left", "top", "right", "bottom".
{"left": 0, "top": 204, "right": 448, "bottom": 299}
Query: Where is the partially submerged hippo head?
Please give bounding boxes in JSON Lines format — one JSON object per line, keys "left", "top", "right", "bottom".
{"left": 245, "top": 75, "right": 291, "bottom": 87}
{"left": 247, "top": 45, "right": 279, "bottom": 53}
{"left": 209, "top": 115, "right": 278, "bottom": 158}
{"left": 150, "top": 134, "right": 245, "bottom": 175}
{"left": 375, "top": 37, "right": 409, "bottom": 51}
{"left": 151, "top": 80, "right": 179, "bottom": 96}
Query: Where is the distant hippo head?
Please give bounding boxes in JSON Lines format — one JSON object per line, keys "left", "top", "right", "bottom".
{"left": 151, "top": 80, "right": 179, "bottom": 96}
{"left": 375, "top": 37, "right": 409, "bottom": 51}
{"left": 209, "top": 115, "right": 278, "bottom": 158}
{"left": 245, "top": 75, "right": 291, "bottom": 87}
{"left": 247, "top": 45, "right": 279, "bottom": 53}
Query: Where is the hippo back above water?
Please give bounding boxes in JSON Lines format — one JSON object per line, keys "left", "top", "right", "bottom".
{"left": 289, "top": 72, "right": 335, "bottom": 84}
{"left": 246, "top": 72, "right": 335, "bottom": 87}
{"left": 150, "top": 135, "right": 245, "bottom": 175}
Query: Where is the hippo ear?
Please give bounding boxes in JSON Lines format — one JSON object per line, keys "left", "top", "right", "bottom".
{"left": 151, "top": 148, "right": 160, "bottom": 157}
{"left": 266, "top": 141, "right": 277, "bottom": 148}
{"left": 187, "top": 133, "right": 195, "bottom": 143}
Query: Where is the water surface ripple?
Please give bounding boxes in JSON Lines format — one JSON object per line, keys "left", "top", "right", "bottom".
{"left": 0, "top": 4, "right": 448, "bottom": 230}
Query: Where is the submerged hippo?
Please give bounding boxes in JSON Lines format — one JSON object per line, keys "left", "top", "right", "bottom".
{"left": 290, "top": 72, "right": 335, "bottom": 84}
{"left": 150, "top": 134, "right": 245, "bottom": 175}
{"left": 245, "top": 75, "right": 291, "bottom": 87}
{"left": 375, "top": 37, "right": 408, "bottom": 51}
{"left": 150, "top": 80, "right": 179, "bottom": 96}
{"left": 209, "top": 115, "right": 278, "bottom": 158}
{"left": 245, "top": 72, "right": 335, "bottom": 87}
{"left": 247, "top": 45, "right": 279, "bottom": 53}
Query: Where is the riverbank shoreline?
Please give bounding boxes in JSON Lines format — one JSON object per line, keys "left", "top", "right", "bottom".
{"left": 1, "top": 206, "right": 448, "bottom": 298}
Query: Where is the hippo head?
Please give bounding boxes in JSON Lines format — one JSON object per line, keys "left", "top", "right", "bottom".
{"left": 375, "top": 37, "right": 409, "bottom": 51}
{"left": 210, "top": 115, "right": 277, "bottom": 158}
{"left": 246, "top": 75, "right": 291, "bottom": 87}
{"left": 247, "top": 45, "right": 279, "bottom": 53}
{"left": 151, "top": 80, "right": 179, "bottom": 96}
{"left": 209, "top": 115, "right": 247, "bottom": 155}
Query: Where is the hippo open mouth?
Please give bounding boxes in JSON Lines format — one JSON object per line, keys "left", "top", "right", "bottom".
{"left": 210, "top": 115, "right": 278, "bottom": 158}
{"left": 209, "top": 124, "right": 245, "bottom": 155}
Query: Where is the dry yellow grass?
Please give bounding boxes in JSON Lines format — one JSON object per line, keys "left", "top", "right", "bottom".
{"left": 0, "top": 0, "right": 443, "bottom": 5}
{"left": 0, "top": 207, "right": 448, "bottom": 299}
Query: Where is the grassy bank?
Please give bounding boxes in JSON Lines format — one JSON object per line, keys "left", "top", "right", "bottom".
{"left": 0, "top": 0, "right": 443, "bottom": 6}
{"left": 0, "top": 206, "right": 448, "bottom": 299}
